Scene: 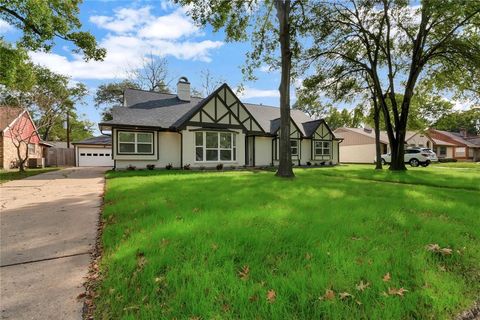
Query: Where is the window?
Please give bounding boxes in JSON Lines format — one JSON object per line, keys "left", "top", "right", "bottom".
{"left": 118, "top": 131, "right": 153, "bottom": 154}
{"left": 195, "top": 131, "right": 236, "bottom": 162}
{"left": 456, "top": 147, "right": 465, "bottom": 155}
{"left": 80, "top": 153, "right": 85, "bottom": 156}
{"left": 314, "top": 141, "right": 331, "bottom": 156}
{"left": 290, "top": 140, "right": 299, "bottom": 156}
{"left": 439, "top": 146, "right": 447, "bottom": 156}
{"left": 28, "top": 143, "right": 36, "bottom": 155}
{"left": 105, "top": 153, "right": 110, "bottom": 156}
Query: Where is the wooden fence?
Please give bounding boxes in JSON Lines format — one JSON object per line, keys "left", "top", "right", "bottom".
{"left": 45, "top": 148, "right": 75, "bottom": 167}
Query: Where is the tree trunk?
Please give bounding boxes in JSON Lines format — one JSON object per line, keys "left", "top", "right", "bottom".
{"left": 275, "top": 0, "right": 294, "bottom": 178}
{"left": 16, "top": 143, "right": 26, "bottom": 172}
{"left": 372, "top": 96, "right": 382, "bottom": 170}
{"left": 389, "top": 129, "right": 406, "bottom": 170}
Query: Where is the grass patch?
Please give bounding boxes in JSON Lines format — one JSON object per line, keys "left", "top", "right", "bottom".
{"left": 95, "top": 167, "right": 480, "bottom": 319}
{"left": 431, "top": 162, "right": 480, "bottom": 169}
{"left": 0, "top": 167, "right": 59, "bottom": 184}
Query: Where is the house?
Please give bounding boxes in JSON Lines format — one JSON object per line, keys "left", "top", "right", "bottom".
{"left": 73, "top": 135, "right": 113, "bottom": 167}
{"left": 98, "top": 77, "right": 341, "bottom": 169}
{"left": 0, "top": 107, "right": 49, "bottom": 169}
{"left": 334, "top": 126, "right": 480, "bottom": 163}
{"left": 428, "top": 129, "right": 480, "bottom": 161}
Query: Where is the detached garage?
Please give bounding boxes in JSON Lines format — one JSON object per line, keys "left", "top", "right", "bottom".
{"left": 73, "top": 135, "right": 113, "bottom": 167}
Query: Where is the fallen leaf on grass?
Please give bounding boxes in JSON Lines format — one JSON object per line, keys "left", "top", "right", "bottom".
{"left": 339, "top": 292, "right": 353, "bottom": 300}
{"left": 249, "top": 294, "right": 258, "bottom": 302}
{"left": 305, "top": 253, "right": 312, "bottom": 260}
{"left": 382, "top": 272, "right": 391, "bottom": 282}
{"left": 267, "top": 290, "right": 276, "bottom": 303}
{"left": 426, "top": 243, "right": 453, "bottom": 255}
{"left": 356, "top": 280, "right": 370, "bottom": 292}
{"left": 211, "top": 243, "right": 219, "bottom": 251}
{"left": 76, "top": 292, "right": 86, "bottom": 300}
{"left": 192, "top": 207, "right": 201, "bottom": 213}
{"left": 238, "top": 265, "right": 250, "bottom": 280}
{"left": 319, "top": 289, "right": 335, "bottom": 301}
{"left": 387, "top": 287, "right": 408, "bottom": 296}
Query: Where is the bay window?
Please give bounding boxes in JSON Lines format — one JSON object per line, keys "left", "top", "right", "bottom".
{"left": 118, "top": 131, "right": 153, "bottom": 154}
{"left": 195, "top": 131, "right": 236, "bottom": 161}
{"left": 314, "top": 141, "right": 331, "bottom": 156}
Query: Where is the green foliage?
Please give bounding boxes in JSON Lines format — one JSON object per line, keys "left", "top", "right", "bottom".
{"left": 434, "top": 108, "right": 480, "bottom": 135}
{"left": 0, "top": 41, "right": 35, "bottom": 91}
{"left": 0, "top": 0, "right": 105, "bottom": 60}
{"left": 39, "top": 113, "right": 94, "bottom": 142}
{"left": 94, "top": 167, "right": 480, "bottom": 319}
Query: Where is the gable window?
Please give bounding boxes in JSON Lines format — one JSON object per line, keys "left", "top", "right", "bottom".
{"left": 290, "top": 140, "right": 299, "bottom": 156}
{"left": 195, "top": 131, "right": 236, "bottom": 162}
{"left": 28, "top": 143, "right": 36, "bottom": 155}
{"left": 314, "top": 141, "right": 331, "bottom": 156}
{"left": 118, "top": 131, "right": 153, "bottom": 154}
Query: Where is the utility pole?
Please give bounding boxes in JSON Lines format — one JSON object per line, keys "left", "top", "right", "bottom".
{"left": 66, "top": 111, "right": 70, "bottom": 148}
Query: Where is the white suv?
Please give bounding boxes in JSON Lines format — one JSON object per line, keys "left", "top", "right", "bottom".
{"left": 381, "top": 148, "right": 436, "bottom": 167}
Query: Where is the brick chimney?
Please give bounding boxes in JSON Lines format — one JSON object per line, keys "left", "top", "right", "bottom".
{"left": 177, "top": 77, "right": 190, "bottom": 101}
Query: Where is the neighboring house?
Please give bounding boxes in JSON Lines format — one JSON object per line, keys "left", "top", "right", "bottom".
{"left": 73, "top": 135, "right": 113, "bottom": 167}
{"left": 428, "top": 129, "right": 480, "bottom": 161}
{"left": 99, "top": 77, "right": 341, "bottom": 169}
{"left": 0, "top": 107, "right": 48, "bottom": 169}
{"left": 334, "top": 126, "right": 480, "bottom": 163}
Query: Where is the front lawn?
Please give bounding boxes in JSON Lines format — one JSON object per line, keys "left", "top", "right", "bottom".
{"left": 0, "top": 167, "right": 59, "bottom": 184}
{"left": 95, "top": 167, "right": 480, "bottom": 319}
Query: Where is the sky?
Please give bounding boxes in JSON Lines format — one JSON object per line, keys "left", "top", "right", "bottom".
{"left": 0, "top": 0, "right": 289, "bottom": 133}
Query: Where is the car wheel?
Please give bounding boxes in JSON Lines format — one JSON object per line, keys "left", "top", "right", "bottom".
{"left": 409, "top": 158, "right": 419, "bottom": 167}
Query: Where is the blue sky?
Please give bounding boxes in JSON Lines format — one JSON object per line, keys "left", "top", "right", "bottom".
{"left": 1, "top": 0, "right": 294, "bottom": 132}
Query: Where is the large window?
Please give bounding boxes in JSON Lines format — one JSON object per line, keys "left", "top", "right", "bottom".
{"left": 314, "top": 141, "right": 331, "bottom": 156}
{"left": 195, "top": 131, "right": 236, "bottom": 162}
{"left": 118, "top": 131, "right": 153, "bottom": 154}
{"left": 439, "top": 146, "right": 447, "bottom": 156}
{"left": 290, "top": 140, "right": 299, "bottom": 156}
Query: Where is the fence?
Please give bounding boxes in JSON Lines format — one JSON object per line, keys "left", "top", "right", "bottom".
{"left": 45, "top": 148, "right": 75, "bottom": 167}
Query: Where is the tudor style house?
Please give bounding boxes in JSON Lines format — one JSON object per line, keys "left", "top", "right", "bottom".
{"left": 99, "top": 77, "right": 341, "bottom": 169}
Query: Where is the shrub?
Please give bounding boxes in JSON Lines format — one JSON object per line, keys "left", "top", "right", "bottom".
{"left": 183, "top": 164, "right": 191, "bottom": 170}
{"left": 216, "top": 163, "right": 224, "bottom": 171}
{"left": 439, "top": 158, "right": 458, "bottom": 163}
{"left": 230, "top": 165, "right": 237, "bottom": 170}
{"left": 307, "top": 161, "right": 312, "bottom": 166}
{"left": 146, "top": 164, "right": 155, "bottom": 170}
{"left": 199, "top": 165, "right": 206, "bottom": 171}
{"left": 165, "top": 163, "right": 173, "bottom": 170}
{"left": 126, "top": 165, "right": 136, "bottom": 171}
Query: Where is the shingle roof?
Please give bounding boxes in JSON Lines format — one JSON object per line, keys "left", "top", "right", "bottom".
{"left": 0, "top": 107, "right": 24, "bottom": 132}
{"left": 73, "top": 135, "right": 112, "bottom": 145}
{"left": 432, "top": 130, "right": 479, "bottom": 147}
{"left": 101, "top": 87, "right": 320, "bottom": 135}
{"left": 335, "top": 127, "right": 390, "bottom": 144}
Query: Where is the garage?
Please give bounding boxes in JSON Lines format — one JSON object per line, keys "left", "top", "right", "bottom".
{"left": 73, "top": 135, "right": 113, "bottom": 167}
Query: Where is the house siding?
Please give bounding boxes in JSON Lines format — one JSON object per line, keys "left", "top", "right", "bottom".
{"left": 254, "top": 136, "right": 272, "bottom": 166}
{"left": 339, "top": 144, "right": 376, "bottom": 164}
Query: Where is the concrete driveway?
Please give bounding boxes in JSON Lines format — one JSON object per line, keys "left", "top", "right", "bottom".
{"left": 0, "top": 167, "right": 106, "bottom": 320}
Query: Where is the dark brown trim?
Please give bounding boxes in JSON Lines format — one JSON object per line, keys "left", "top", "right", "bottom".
{"left": 188, "top": 128, "right": 238, "bottom": 133}
{"left": 186, "top": 122, "right": 244, "bottom": 130}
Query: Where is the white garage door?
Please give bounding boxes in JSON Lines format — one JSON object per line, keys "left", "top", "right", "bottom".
{"left": 78, "top": 147, "right": 114, "bottom": 167}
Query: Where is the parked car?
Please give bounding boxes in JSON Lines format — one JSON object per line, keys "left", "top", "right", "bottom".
{"left": 380, "top": 148, "right": 437, "bottom": 167}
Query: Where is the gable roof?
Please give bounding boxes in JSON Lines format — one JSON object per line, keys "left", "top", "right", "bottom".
{"left": 100, "top": 85, "right": 324, "bottom": 136}
{"left": 73, "top": 135, "right": 112, "bottom": 146}
{"left": 430, "top": 129, "right": 479, "bottom": 148}
{"left": 0, "top": 107, "right": 25, "bottom": 132}
{"left": 335, "top": 127, "right": 390, "bottom": 144}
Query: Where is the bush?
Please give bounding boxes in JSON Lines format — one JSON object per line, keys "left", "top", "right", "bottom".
{"left": 230, "top": 165, "right": 237, "bottom": 170}
{"left": 126, "top": 165, "right": 136, "bottom": 171}
{"left": 183, "top": 164, "right": 191, "bottom": 170}
{"left": 146, "top": 164, "right": 155, "bottom": 170}
{"left": 199, "top": 165, "right": 206, "bottom": 171}
{"left": 165, "top": 163, "right": 173, "bottom": 170}
{"left": 439, "top": 158, "right": 458, "bottom": 163}
{"left": 307, "top": 161, "right": 312, "bottom": 166}
{"left": 216, "top": 163, "right": 224, "bottom": 171}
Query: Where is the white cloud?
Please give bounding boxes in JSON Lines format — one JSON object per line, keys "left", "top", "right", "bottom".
{"left": 236, "top": 87, "right": 279, "bottom": 99}
{"left": 30, "top": 6, "right": 223, "bottom": 80}
{"left": 0, "top": 19, "right": 13, "bottom": 34}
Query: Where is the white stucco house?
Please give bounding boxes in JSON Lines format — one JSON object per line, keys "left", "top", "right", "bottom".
{"left": 99, "top": 77, "right": 341, "bottom": 169}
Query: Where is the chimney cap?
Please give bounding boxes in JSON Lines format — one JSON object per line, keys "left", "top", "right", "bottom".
{"left": 178, "top": 76, "right": 190, "bottom": 84}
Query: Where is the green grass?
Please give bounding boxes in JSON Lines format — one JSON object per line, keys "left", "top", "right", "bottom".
{"left": 95, "top": 167, "right": 480, "bottom": 319}
{"left": 0, "top": 167, "right": 59, "bottom": 184}
{"left": 431, "top": 161, "right": 480, "bottom": 169}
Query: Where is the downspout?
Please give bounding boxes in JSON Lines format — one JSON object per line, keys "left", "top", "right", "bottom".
{"left": 179, "top": 131, "right": 183, "bottom": 169}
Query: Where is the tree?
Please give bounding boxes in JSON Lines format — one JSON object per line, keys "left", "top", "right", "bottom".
{"left": 304, "top": 0, "right": 480, "bottom": 170}
{"left": 292, "top": 90, "right": 330, "bottom": 119}
{"left": 176, "top": 0, "right": 311, "bottom": 178}
{"left": 95, "top": 80, "right": 141, "bottom": 121}
{"left": 192, "top": 68, "right": 225, "bottom": 97}
{"left": 127, "top": 53, "right": 171, "bottom": 93}
{"left": 434, "top": 108, "right": 480, "bottom": 135}
{"left": 0, "top": 0, "right": 105, "bottom": 61}
{"left": 40, "top": 113, "right": 94, "bottom": 142}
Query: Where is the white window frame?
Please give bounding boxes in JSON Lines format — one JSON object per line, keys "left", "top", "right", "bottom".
{"left": 195, "top": 131, "right": 237, "bottom": 162}
{"left": 28, "top": 143, "right": 36, "bottom": 156}
{"left": 117, "top": 131, "right": 154, "bottom": 154}
{"left": 314, "top": 140, "right": 331, "bottom": 156}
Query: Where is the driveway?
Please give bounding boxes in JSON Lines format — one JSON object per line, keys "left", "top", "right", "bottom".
{"left": 0, "top": 167, "right": 106, "bottom": 320}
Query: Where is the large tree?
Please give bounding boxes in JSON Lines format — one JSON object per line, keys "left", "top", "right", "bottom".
{"left": 176, "top": 0, "right": 311, "bottom": 178}
{"left": 434, "top": 108, "right": 480, "bottom": 135}
{"left": 0, "top": 0, "right": 105, "bottom": 60}
{"left": 304, "top": 0, "right": 480, "bottom": 170}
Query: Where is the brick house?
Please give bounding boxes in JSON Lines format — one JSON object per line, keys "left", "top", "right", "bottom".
{"left": 0, "top": 107, "right": 49, "bottom": 169}
{"left": 428, "top": 129, "right": 480, "bottom": 161}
